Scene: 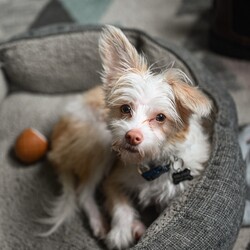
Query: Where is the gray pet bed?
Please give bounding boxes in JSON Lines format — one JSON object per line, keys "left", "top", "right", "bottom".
{"left": 0, "top": 25, "right": 246, "bottom": 250}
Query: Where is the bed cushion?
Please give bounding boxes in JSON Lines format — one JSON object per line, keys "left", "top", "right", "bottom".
{"left": 0, "top": 24, "right": 245, "bottom": 250}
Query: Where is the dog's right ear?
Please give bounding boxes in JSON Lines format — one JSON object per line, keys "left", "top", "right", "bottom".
{"left": 99, "top": 25, "right": 147, "bottom": 85}
{"left": 165, "top": 68, "right": 212, "bottom": 118}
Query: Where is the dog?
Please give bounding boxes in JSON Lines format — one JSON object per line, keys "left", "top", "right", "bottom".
{"left": 41, "top": 26, "right": 213, "bottom": 250}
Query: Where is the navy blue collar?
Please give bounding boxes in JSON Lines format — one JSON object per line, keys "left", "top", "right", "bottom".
{"left": 139, "top": 163, "right": 171, "bottom": 181}
{"left": 138, "top": 158, "right": 193, "bottom": 184}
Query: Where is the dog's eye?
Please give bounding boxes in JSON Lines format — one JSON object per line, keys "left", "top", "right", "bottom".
{"left": 120, "top": 104, "right": 132, "bottom": 114}
{"left": 156, "top": 113, "right": 166, "bottom": 122}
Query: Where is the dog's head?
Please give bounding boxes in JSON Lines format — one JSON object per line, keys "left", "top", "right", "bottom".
{"left": 99, "top": 26, "right": 212, "bottom": 164}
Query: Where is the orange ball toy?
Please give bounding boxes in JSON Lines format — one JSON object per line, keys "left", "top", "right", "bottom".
{"left": 14, "top": 128, "right": 48, "bottom": 164}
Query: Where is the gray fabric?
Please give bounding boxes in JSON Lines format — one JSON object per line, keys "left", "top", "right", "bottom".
{"left": 0, "top": 25, "right": 194, "bottom": 94}
{"left": 0, "top": 25, "right": 245, "bottom": 250}
{"left": 0, "top": 66, "right": 8, "bottom": 104}
{"left": 239, "top": 125, "right": 250, "bottom": 225}
{"left": 0, "top": 32, "right": 102, "bottom": 94}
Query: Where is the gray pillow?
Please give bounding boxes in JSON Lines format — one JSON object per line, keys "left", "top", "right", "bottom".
{"left": 0, "top": 24, "right": 245, "bottom": 250}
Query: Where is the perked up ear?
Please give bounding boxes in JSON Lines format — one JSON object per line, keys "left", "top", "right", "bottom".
{"left": 166, "top": 68, "right": 212, "bottom": 118}
{"left": 99, "top": 25, "right": 147, "bottom": 84}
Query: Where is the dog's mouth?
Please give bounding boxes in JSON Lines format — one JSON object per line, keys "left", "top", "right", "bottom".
{"left": 112, "top": 142, "right": 147, "bottom": 164}
{"left": 124, "top": 146, "right": 139, "bottom": 153}
{"left": 112, "top": 141, "right": 141, "bottom": 155}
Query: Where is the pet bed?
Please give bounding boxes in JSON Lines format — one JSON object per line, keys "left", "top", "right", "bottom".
{"left": 0, "top": 25, "right": 245, "bottom": 250}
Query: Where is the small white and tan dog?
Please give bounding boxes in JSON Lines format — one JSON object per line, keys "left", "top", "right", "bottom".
{"left": 41, "top": 26, "right": 213, "bottom": 249}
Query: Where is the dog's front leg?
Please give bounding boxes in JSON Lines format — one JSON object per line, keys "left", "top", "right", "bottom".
{"left": 104, "top": 170, "right": 146, "bottom": 249}
{"left": 77, "top": 181, "right": 108, "bottom": 239}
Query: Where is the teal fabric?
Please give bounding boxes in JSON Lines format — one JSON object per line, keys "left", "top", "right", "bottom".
{"left": 60, "top": 0, "right": 112, "bottom": 24}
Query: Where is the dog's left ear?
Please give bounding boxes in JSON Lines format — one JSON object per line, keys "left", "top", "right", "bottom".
{"left": 99, "top": 25, "right": 147, "bottom": 85}
{"left": 166, "top": 69, "right": 212, "bottom": 118}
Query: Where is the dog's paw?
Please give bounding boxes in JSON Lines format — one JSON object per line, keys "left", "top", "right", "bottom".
{"left": 132, "top": 220, "right": 146, "bottom": 242}
{"left": 106, "top": 226, "right": 133, "bottom": 250}
{"left": 105, "top": 220, "right": 146, "bottom": 249}
{"left": 90, "top": 216, "right": 109, "bottom": 240}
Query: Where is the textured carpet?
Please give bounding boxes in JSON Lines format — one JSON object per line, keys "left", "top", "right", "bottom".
{"left": 0, "top": 0, "right": 249, "bottom": 249}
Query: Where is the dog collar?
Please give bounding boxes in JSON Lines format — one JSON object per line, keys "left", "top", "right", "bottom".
{"left": 138, "top": 163, "right": 171, "bottom": 181}
{"left": 138, "top": 156, "right": 193, "bottom": 184}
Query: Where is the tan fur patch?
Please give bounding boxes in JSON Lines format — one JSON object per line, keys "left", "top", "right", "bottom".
{"left": 49, "top": 117, "right": 108, "bottom": 183}
{"left": 166, "top": 69, "right": 212, "bottom": 117}
{"left": 165, "top": 70, "right": 212, "bottom": 142}
{"left": 160, "top": 99, "right": 191, "bottom": 143}
{"left": 172, "top": 99, "right": 191, "bottom": 142}
{"left": 82, "top": 86, "right": 109, "bottom": 122}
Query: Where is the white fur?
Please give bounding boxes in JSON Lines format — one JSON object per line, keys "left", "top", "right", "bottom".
{"left": 38, "top": 173, "right": 78, "bottom": 237}
{"left": 78, "top": 182, "right": 107, "bottom": 239}
{"left": 107, "top": 72, "right": 177, "bottom": 119}
{"left": 106, "top": 204, "right": 139, "bottom": 250}
{"left": 108, "top": 71, "right": 184, "bottom": 164}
